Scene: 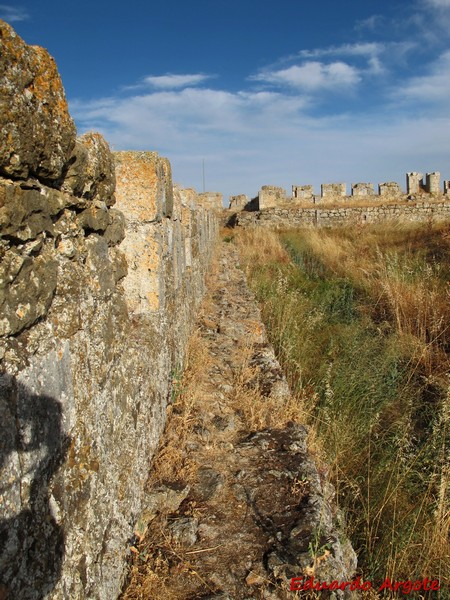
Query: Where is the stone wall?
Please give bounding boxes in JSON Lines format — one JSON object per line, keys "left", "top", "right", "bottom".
{"left": 321, "top": 182, "right": 347, "bottom": 200}
{"left": 198, "top": 191, "right": 224, "bottom": 210}
{"left": 426, "top": 172, "right": 440, "bottom": 194}
{"left": 228, "top": 200, "right": 450, "bottom": 229}
{"left": 352, "top": 182, "right": 374, "bottom": 196}
{"left": 292, "top": 184, "right": 314, "bottom": 202}
{"left": 0, "top": 20, "right": 219, "bottom": 600}
{"left": 229, "top": 194, "right": 248, "bottom": 210}
{"left": 258, "top": 185, "right": 286, "bottom": 208}
{"left": 445, "top": 180, "right": 450, "bottom": 195}
{"left": 379, "top": 181, "right": 402, "bottom": 197}
{"left": 406, "top": 172, "right": 424, "bottom": 194}
{"left": 232, "top": 171, "right": 449, "bottom": 210}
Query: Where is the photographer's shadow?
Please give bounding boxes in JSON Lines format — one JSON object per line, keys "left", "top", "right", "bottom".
{"left": 0, "top": 374, "right": 70, "bottom": 600}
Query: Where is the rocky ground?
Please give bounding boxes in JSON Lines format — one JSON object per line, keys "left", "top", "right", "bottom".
{"left": 120, "top": 240, "right": 357, "bottom": 600}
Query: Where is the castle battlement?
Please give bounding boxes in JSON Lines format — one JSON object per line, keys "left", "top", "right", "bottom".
{"left": 230, "top": 171, "right": 449, "bottom": 210}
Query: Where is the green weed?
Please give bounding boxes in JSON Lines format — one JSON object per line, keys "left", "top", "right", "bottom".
{"left": 235, "top": 223, "right": 450, "bottom": 593}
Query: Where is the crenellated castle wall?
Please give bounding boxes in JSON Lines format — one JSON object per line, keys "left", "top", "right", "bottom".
{"left": 239, "top": 171, "right": 449, "bottom": 211}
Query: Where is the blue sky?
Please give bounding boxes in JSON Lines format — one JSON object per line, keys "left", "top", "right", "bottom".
{"left": 4, "top": 0, "right": 450, "bottom": 201}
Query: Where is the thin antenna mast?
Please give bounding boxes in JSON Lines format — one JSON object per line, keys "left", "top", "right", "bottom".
{"left": 202, "top": 159, "right": 206, "bottom": 193}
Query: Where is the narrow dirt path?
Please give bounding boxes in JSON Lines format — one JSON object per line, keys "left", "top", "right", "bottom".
{"left": 121, "top": 241, "right": 356, "bottom": 600}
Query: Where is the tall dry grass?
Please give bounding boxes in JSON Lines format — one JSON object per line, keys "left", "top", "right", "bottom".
{"left": 287, "top": 224, "right": 450, "bottom": 378}
{"left": 233, "top": 221, "right": 450, "bottom": 595}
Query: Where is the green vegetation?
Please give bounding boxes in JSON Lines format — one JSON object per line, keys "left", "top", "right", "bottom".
{"left": 234, "top": 222, "right": 450, "bottom": 595}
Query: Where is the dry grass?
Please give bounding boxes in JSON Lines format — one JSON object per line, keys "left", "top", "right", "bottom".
{"left": 120, "top": 313, "right": 219, "bottom": 599}
{"left": 282, "top": 222, "right": 450, "bottom": 379}
{"left": 229, "top": 341, "right": 308, "bottom": 432}
{"left": 121, "top": 241, "right": 314, "bottom": 599}
{"left": 121, "top": 517, "right": 219, "bottom": 600}
{"left": 233, "top": 221, "right": 450, "bottom": 594}
{"left": 146, "top": 330, "right": 212, "bottom": 487}
{"left": 233, "top": 226, "right": 291, "bottom": 267}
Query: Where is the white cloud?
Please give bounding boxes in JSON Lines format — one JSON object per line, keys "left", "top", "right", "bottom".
{"left": 70, "top": 68, "right": 450, "bottom": 202}
{"left": 424, "top": 0, "right": 450, "bottom": 7}
{"left": 69, "top": 14, "right": 450, "bottom": 203}
{"left": 253, "top": 41, "right": 417, "bottom": 90}
{"left": 355, "top": 15, "right": 384, "bottom": 32}
{"left": 71, "top": 87, "right": 306, "bottom": 146}
{"left": 300, "top": 41, "right": 415, "bottom": 69}
{"left": 142, "top": 73, "right": 212, "bottom": 89}
{"left": 394, "top": 50, "right": 450, "bottom": 105}
{"left": 411, "top": 0, "right": 450, "bottom": 37}
{"left": 0, "top": 4, "right": 29, "bottom": 22}
{"left": 298, "top": 42, "right": 383, "bottom": 59}
{"left": 252, "top": 61, "right": 360, "bottom": 91}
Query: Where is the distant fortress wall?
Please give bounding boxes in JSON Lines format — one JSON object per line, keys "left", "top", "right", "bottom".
{"left": 229, "top": 200, "right": 450, "bottom": 229}
{"left": 230, "top": 171, "right": 449, "bottom": 212}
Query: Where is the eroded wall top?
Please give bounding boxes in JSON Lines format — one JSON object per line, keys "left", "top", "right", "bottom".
{"left": 114, "top": 151, "right": 173, "bottom": 222}
{"left": 0, "top": 20, "right": 76, "bottom": 181}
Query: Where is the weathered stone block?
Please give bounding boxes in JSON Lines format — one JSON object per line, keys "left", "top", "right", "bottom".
{"left": 114, "top": 151, "right": 173, "bottom": 222}
{"left": 77, "top": 202, "right": 110, "bottom": 233}
{"left": 425, "top": 172, "right": 440, "bottom": 194}
{"left": 172, "top": 185, "right": 183, "bottom": 222}
{"left": 259, "top": 186, "right": 286, "bottom": 209}
{"left": 352, "top": 183, "right": 374, "bottom": 196}
{"left": 0, "top": 20, "right": 76, "bottom": 181}
{"left": 198, "top": 192, "right": 223, "bottom": 210}
{"left": 292, "top": 185, "right": 314, "bottom": 201}
{"left": 0, "top": 179, "right": 69, "bottom": 241}
{"left": 321, "top": 183, "right": 346, "bottom": 199}
{"left": 379, "top": 182, "right": 402, "bottom": 197}
{"left": 406, "top": 172, "right": 424, "bottom": 194}
{"left": 444, "top": 180, "right": 450, "bottom": 195}
{"left": 120, "top": 223, "right": 163, "bottom": 313}
{"left": 0, "top": 241, "right": 57, "bottom": 335}
{"left": 103, "top": 209, "right": 126, "bottom": 246}
{"left": 61, "top": 133, "right": 116, "bottom": 206}
{"left": 229, "top": 194, "right": 248, "bottom": 210}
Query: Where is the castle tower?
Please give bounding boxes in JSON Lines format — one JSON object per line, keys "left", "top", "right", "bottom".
{"left": 292, "top": 185, "right": 314, "bottom": 202}
{"left": 406, "top": 172, "right": 424, "bottom": 194}
{"left": 351, "top": 183, "right": 374, "bottom": 197}
{"left": 258, "top": 185, "right": 286, "bottom": 209}
{"left": 321, "top": 183, "right": 346, "bottom": 199}
{"left": 425, "top": 172, "right": 440, "bottom": 195}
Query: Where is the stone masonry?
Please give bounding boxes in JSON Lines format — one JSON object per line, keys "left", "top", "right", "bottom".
{"left": 352, "top": 182, "right": 374, "bottom": 196}
{"left": 426, "top": 172, "right": 440, "bottom": 194}
{"left": 230, "top": 201, "right": 450, "bottom": 230}
{"left": 292, "top": 184, "right": 314, "bottom": 201}
{"left": 229, "top": 194, "right": 249, "bottom": 210}
{"left": 259, "top": 185, "right": 286, "bottom": 208}
{"left": 407, "top": 172, "right": 424, "bottom": 194}
{"left": 0, "top": 22, "right": 76, "bottom": 181}
{"left": 379, "top": 181, "right": 402, "bottom": 197}
{"left": 198, "top": 191, "right": 224, "bottom": 210}
{"left": 230, "top": 171, "right": 449, "bottom": 211}
{"left": 0, "top": 21, "right": 218, "bottom": 600}
{"left": 321, "top": 182, "right": 347, "bottom": 199}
